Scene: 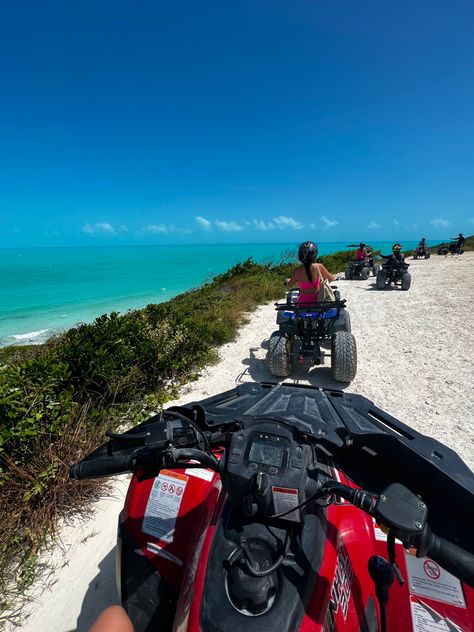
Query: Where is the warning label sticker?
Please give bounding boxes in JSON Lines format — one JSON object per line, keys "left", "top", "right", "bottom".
{"left": 410, "top": 598, "right": 463, "bottom": 632}
{"left": 372, "top": 518, "right": 402, "bottom": 544}
{"left": 142, "top": 470, "right": 188, "bottom": 543}
{"left": 272, "top": 486, "right": 299, "bottom": 521}
{"left": 405, "top": 554, "right": 465, "bottom": 607}
{"left": 184, "top": 467, "right": 214, "bottom": 482}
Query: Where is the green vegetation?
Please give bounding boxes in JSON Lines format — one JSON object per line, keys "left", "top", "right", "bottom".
{"left": 0, "top": 257, "right": 297, "bottom": 619}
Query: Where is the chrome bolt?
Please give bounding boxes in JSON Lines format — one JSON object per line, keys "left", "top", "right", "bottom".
{"left": 415, "top": 522, "right": 423, "bottom": 530}
{"left": 380, "top": 495, "right": 386, "bottom": 502}
{"left": 418, "top": 502, "right": 425, "bottom": 509}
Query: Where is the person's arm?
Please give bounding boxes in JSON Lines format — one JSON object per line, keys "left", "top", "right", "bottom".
{"left": 317, "top": 263, "right": 337, "bottom": 283}
{"left": 285, "top": 269, "right": 299, "bottom": 287}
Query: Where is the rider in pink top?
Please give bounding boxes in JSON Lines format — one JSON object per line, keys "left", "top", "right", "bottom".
{"left": 285, "top": 241, "right": 337, "bottom": 305}
{"left": 356, "top": 242, "right": 367, "bottom": 261}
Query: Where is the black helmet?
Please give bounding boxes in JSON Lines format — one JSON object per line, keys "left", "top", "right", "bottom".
{"left": 392, "top": 243, "right": 402, "bottom": 252}
{"left": 421, "top": 237, "right": 426, "bottom": 242}
{"left": 298, "top": 241, "right": 318, "bottom": 263}
{"left": 359, "top": 242, "right": 365, "bottom": 248}
{"left": 459, "top": 233, "right": 463, "bottom": 237}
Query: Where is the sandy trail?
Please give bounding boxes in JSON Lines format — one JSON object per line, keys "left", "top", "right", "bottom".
{"left": 10, "top": 252, "right": 474, "bottom": 631}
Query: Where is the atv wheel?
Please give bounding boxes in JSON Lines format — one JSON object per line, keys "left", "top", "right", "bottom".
{"left": 376, "top": 271, "right": 386, "bottom": 290}
{"left": 344, "top": 268, "right": 351, "bottom": 279}
{"left": 425, "top": 252, "right": 430, "bottom": 259}
{"left": 331, "top": 332, "right": 357, "bottom": 383}
{"left": 372, "top": 266, "right": 378, "bottom": 276}
{"left": 360, "top": 267, "right": 370, "bottom": 280}
{"left": 401, "top": 272, "right": 411, "bottom": 291}
{"left": 413, "top": 254, "right": 418, "bottom": 260}
{"left": 266, "top": 331, "right": 292, "bottom": 377}
{"left": 334, "top": 289, "right": 341, "bottom": 302}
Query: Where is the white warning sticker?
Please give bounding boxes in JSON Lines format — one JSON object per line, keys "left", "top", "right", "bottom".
{"left": 410, "top": 598, "right": 463, "bottom": 632}
{"left": 372, "top": 518, "right": 402, "bottom": 544}
{"left": 272, "top": 486, "right": 299, "bottom": 521}
{"left": 184, "top": 467, "right": 214, "bottom": 482}
{"left": 405, "top": 554, "right": 465, "bottom": 607}
{"left": 142, "top": 470, "right": 188, "bottom": 543}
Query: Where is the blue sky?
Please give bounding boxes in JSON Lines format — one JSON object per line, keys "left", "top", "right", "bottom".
{"left": 1, "top": 0, "right": 473, "bottom": 247}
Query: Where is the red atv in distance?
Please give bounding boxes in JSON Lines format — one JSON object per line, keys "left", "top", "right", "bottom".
{"left": 71, "top": 383, "right": 474, "bottom": 632}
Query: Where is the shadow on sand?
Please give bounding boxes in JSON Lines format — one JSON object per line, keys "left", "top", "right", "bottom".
{"left": 237, "top": 340, "right": 351, "bottom": 391}
{"left": 76, "top": 547, "right": 119, "bottom": 632}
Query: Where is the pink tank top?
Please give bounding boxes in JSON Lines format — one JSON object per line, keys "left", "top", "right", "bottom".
{"left": 297, "top": 277, "right": 321, "bottom": 304}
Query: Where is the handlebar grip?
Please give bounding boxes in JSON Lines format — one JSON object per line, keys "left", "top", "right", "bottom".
{"left": 70, "top": 454, "right": 133, "bottom": 480}
{"left": 425, "top": 533, "right": 474, "bottom": 588}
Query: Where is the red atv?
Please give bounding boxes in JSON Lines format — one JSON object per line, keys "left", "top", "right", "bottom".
{"left": 71, "top": 383, "right": 474, "bottom": 632}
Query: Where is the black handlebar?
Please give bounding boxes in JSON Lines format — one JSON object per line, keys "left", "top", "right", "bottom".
{"left": 423, "top": 530, "right": 474, "bottom": 587}
{"left": 70, "top": 453, "right": 133, "bottom": 480}
{"left": 70, "top": 432, "right": 474, "bottom": 587}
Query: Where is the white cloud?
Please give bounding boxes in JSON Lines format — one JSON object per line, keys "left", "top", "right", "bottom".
{"left": 196, "top": 216, "right": 212, "bottom": 230}
{"left": 430, "top": 218, "right": 451, "bottom": 228}
{"left": 253, "top": 219, "right": 275, "bottom": 231}
{"left": 393, "top": 219, "right": 400, "bottom": 226}
{"left": 142, "top": 224, "right": 170, "bottom": 234}
{"left": 321, "top": 215, "right": 339, "bottom": 228}
{"left": 368, "top": 222, "right": 381, "bottom": 229}
{"left": 273, "top": 215, "right": 303, "bottom": 230}
{"left": 82, "top": 222, "right": 118, "bottom": 235}
{"left": 215, "top": 220, "right": 244, "bottom": 232}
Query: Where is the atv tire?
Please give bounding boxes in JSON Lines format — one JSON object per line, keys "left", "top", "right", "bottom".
{"left": 267, "top": 331, "right": 292, "bottom": 377}
{"left": 376, "top": 271, "right": 386, "bottom": 290}
{"left": 401, "top": 272, "right": 411, "bottom": 291}
{"left": 331, "top": 332, "right": 357, "bottom": 383}
{"left": 344, "top": 268, "right": 351, "bottom": 280}
{"left": 425, "top": 252, "right": 430, "bottom": 259}
{"left": 334, "top": 289, "right": 341, "bottom": 302}
{"left": 360, "top": 267, "right": 370, "bottom": 280}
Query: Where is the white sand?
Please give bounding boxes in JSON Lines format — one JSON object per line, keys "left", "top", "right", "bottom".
{"left": 9, "top": 252, "right": 474, "bottom": 631}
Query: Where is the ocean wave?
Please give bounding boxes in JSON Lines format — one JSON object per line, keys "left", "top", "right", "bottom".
{"left": 0, "top": 329, "right": 53, "bottom": 348}
{"left": 12, "top": 329, "right": 51, "bottom": 341}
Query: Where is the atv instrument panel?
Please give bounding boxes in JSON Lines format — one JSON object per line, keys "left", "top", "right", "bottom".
{"left": 224, "top": 421, "right": 314, "bottom": 520}
{"left": 246, "top": 433, "right": 289, "bottom": 474}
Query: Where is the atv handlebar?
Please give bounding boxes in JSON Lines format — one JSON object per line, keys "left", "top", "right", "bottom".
{"left": 422, "top": 529, "right": 474, "bottom": 587}
{"left": 70, "top": 421, "right": 474, "bottom": 587}
{"left": 320, "top": 480, "right": 474, "bottom": 587}
{"left": 70, "top": 453, "right": 133, "bottom": 480}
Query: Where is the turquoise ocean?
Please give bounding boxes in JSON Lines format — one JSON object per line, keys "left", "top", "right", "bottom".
{"left": 0, "top": 241, "right": 420, "bottom": 347}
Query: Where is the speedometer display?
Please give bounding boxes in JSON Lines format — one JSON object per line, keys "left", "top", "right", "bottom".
{"left": 248, "top": 439, "right": 284, "bottom": 468}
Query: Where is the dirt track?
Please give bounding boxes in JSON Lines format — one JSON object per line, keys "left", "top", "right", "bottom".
{"left": 11, "top": 252, "right": 474, "bottom": 632}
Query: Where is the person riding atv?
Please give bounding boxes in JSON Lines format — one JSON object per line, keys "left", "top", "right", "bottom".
{"left": 345, "top": 242, "right": 378, "bottom": 279}
{"left": 376, "top": 243, "right": 411, "bottom": 290}
{"left": 267, "top": 285, "right": 356, "bottom": 382}
{"left": 414, "top": 237, "right": 430, "bottom": 259}
{"left": 437, "top": 234, "right": 465, "bottom": 256}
